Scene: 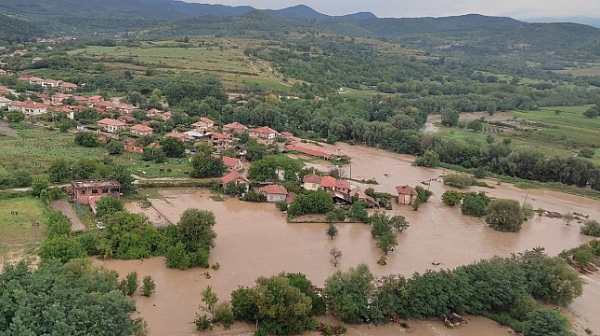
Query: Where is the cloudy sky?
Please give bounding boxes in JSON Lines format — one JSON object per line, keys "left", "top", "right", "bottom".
{"left": 185, "top": 0, "right": 599, "bottom": 19}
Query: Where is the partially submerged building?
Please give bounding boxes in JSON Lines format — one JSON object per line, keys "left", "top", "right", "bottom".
{"left": 70, "top": 179, "right": 121, "bottom": 205}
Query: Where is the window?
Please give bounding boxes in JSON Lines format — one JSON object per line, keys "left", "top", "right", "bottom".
{"left": 102, "top": 189, "right": 108, "bottom": 193}
{"left": 80, "top": 190, "right": 86, "bottom": 195}
{"left": 91, "top": 189, "right": 98, "bottom": 194}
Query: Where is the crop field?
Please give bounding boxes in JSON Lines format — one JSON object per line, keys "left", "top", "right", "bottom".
{"left": 0, "top": 126, "right": 193, "bottom": 179}
{"left": 557, "top": 63, "right": 600, "bottom": 76}
{"left": 0, "top": 197, "right": 47, "bottom": 260}
{"left": 437, "top": 105, "right": 600, "bottom": 164}
{"left": 69, "top": 38, "right": 293, "bottom": 92}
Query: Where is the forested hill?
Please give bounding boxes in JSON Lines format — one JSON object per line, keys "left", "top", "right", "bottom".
{"left": 0, "top": 14, "right": 43, "bottom": 45}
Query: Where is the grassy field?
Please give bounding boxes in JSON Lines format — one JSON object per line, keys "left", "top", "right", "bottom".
{"left": 0, "top": 197, "right": 47, "bottom": 260}
{"left": 437, "top": 105, "right": 600, "bottom": 164}
{"left": 0, "top": 126, "right": 194, "bottom": 179}
{"left": 69, "top": 38, "right": 293, "bottom": 93}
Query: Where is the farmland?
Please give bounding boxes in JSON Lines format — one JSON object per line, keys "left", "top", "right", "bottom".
{"left": 0, "top": 197, "right": 46, "bottom": 262}
{"left": 436, "top": 105, "right": 600, "bottom": 165}
{"left": 68, "top": 38, "right": 294, "bottom": 93}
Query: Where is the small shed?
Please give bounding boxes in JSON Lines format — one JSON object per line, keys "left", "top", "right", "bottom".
{"left": 396, "top": 185, "right": 417, "bottom": 205}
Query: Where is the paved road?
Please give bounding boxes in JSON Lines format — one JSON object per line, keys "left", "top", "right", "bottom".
{"left": 51, "top": 199, "right": 86, "bottom": 232}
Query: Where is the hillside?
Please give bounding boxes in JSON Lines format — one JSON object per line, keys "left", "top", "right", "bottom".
{"left": 0, "top": 14, "right": 43, "bottom": 44}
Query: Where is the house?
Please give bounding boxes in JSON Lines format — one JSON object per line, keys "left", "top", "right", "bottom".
{"left": 116, "top": 103, "right": 136, "bottom": 114}
{"left": 50, "top": 106, "right": 74, "bottom": 119}
{"left": 118, "top": 115, "right": 136, "bottom": 124}
{"left": 0, "top": 96, "right": 12, "bottom": 109}
{"left": 165, "top": 131, "right": 194, "bottom": 142}
{"left": 9, "top": 101, "right": 48, "bottom": 116}
{"left": 209, "top": 132, "right": 233, "bottom": 150}
{"left": 302, "top": 174, "right": 322, "bottom": 191}
{"left": 396, "top": 185, "right": 418, "bottom": 205}
{"left": 285, "top": 143, "right": 334, "bottom": 160}
{"left": 73, "top": 96, "right": 89, "bottom": 105}
{"left": 97, "top": 118, "right": 128, "bottom": 133}
{"left": 281, "top": 131, "right": 294, "bottom": 141}
{"left": 18, "top": 75, "right": 43, "bottom": 85}
{"left": 41, "top": 79, "right": 61, "bottom": 88}
{"left": 69, "top": 179, "right": 121, "bottom": 205}
{"left": 302, "top": 174, "right": 350, "bottom": 194}
{"left": 250, "top": 126, "right": 278, "bottom": 145}
{"left": 161, "top": 111, "right": 172, "bottom": 121}
{"left": 146, "top": 108, "right": 162, "bottom": 118}
{"left": 259, "top": 184, "right": 288, "bottom": 203}
{"left": 59, "top": 81, "right": 78, "bottom": 92}
{"left": 320, "top": 176, "right": 351, "bottom": 194}
{"left": 223, "top": 122, "right": 247, "bottom": 134}
{"left": 349, "top": 189, "right": 379, "bottom": 208}
{"left": 193, "top": 117, "right": 215, "bottom": 133}
{"left": 130, "top": 124, "right": 153, "bottom": 136}
{"left": 222, "top": 156, "right": 243, "bottom": 171}
{"left": 88, "top": 95, "right": 103, "bottom": 105}
{"left": 222, "top": 171, "right": 250, "bottom": 192}
{"left": 96, "top": 100, "right": 116, "bottom": 111}
{"left": 51, "top": 93, "right": 72, "bottom": 105}
{"left": 147, "top": 142, "right": 162, "bottom": 150}
{"left": 124, "top": 139, "right": 143, "bottom": 154}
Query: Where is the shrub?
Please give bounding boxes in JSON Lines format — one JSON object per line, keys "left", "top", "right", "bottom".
{"left": 95, "top": 197, "right": 124, "bottom": 217}
{"left": 461, "top": 192, "right": 490, "bottom": 216}
{"left": 486, "top": 199, "right": 525, "bottom": 232}
{"left": 326, "top": 209, "right": 346, "bottom": 222}
{"left": 579, "top": 147, "right": 595, "bottom": 158}
{"left": 509, "top": 296, "right": 537, "bottom": 321}
{"left": 442, "top": 190, "right": 462, "bottom": 206}
{"left": 414, "top": 150, "right": 439, "bottom": 167}
{"left": 194, "top": 315, "right": 212, "bottom": 331}
{"left": 141, "top": 276, "right": 156, "bottom": 297}
{"left": 125, "top": 272, "right": 139, "bottom": 296}
{"left": 349, "top": 202, "right": 369, "bottom": 222}
{"left": 522, "top": 309, "right": 572, "bottom": 336}
{"left": 443, "top": 174, "right": 474, "bottom": 189}
{"left": 581, "top": 220, "right": 600, "bottom": 237}
{"left": 213, "top": 302, "right": 234, "bottom": 329}
{"left": 415, "top": 186, "right": 432, "bottom": 203}
{"left": 39, "top": 236, "right": 86, "bottom": 264}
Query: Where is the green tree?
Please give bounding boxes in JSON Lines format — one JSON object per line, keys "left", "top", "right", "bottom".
{"left": 579, "top": 147, "right": 595, "bottom": 158}
{"left": 6, "top": 110, "right": 25, "bottom": 123}
{"left": 522, "top": 309, "right": 572, "bottom": 336}
{"left": 485, "top": 199, "right": 525, "bottom": 232}
{"left": 190, "top": 154, "right": 225, "bottom": 178}
{"left": 74, "top": 132, "right": 100, "bottom": 147}
{"left": 111, "top": 165, "right": 135, "bottom": 193}
{"left": 39, "top": 236, "right": 86, "bottom": 264}
{"left": 46, "top": 211, "right": 72, "bottom": 237}
{"left": 47, "top": 157, "right": 73, "bottom": 182}
{"left": 581, "top": 220, "right": 600, "bottom": 237}
{"left": 461, "top": 192, "right": 490, "bottom": 217}
{"left": 441, "top": 108, "right": 459, "bottom": 127}
{"left": 31, "top": 176, "right": 49, "bottom": 197}
{"left": 414, "top": 150, "right": 439, "bottom": 167}
{"left": 324, "top": 263, "right": 375, "bottom": 324}
{"left": 11, "top": 169, "right": 32, "bottom": 187}
{"left": 95, "top": 197, "right": 124, "bottom": 217}
{"left": 160, "top": 137, "right": 186, "bottom": 158}
{"left": 583, "top": 106, "right": 599, "bottom": 118}
{"left": 326, "top": 223, "right": 339, "bottom": 239}
{"left": 467, "top": 120, "right": 483, "bottom": 132}
{"left": 124, "top": 272, "right": 139, "bottom": 296}
{"left": 442, "top": 190, "right": 462, "bottom": 206}
{"left": 107, "top": 141, "right": 123, "bottom": 155}
{"left": 141, "top": 276, "right": 156, "bottom": 297}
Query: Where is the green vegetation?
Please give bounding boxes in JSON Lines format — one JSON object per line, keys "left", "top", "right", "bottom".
{"left": 141, "top": 275, "right": 156, "bottom": 297}
{"left": 485, "top": 199, "right": 525, "bottom": 232}
{"left": 442, "top": 190, "right": 463, "bottom": 206}
{"left": 581, "top": 220, "right": 600, "bottom": 237}
{"left": 287, "top": 190, "right": 334, "bottom": 219}
{"left": 461, "top": 192, "right": 491, "bottom": 217}
{"left": 0, "top": 197, "right": 46, "bottom": 259}
{"left": 0, "top": 259, "right": 144, "bottom": 335}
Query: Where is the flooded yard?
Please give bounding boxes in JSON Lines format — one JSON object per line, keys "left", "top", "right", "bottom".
{"left": 106, "top": 142, "right": 600, "bottom": 336}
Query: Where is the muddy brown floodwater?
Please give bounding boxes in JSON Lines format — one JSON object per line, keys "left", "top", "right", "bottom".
{"left": 103, "top": 142, "right": 600, "bottom": 336}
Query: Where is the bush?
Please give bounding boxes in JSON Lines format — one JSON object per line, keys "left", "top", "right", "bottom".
{"left": 141, "top": 276, "right": 156, "bottom": 297}
{"left": 414, "top": 150, "right": 439, "bottom": 167}
{"left": 581, "top": 220, "right": 600, "bottom": 237}
{"left": 107, "top": 141, "right": 123, "bottom": 155}
{"left": 415, "top": 186, "right": 432, "bottom": 203}
{"left": 349, "top": 202, "right": 369, "bottom": 222}
{"left": 74, "top": 132, "right": 100, "bottom": 147}
{"left": 194, "top": 315, "right": 212, "bottom": 331}
{"left": 442, "top": 190, "right": 462, "bottom": 206}
{"left": 213, "top": 302, "right": 234, "bottom": 329}
{"left": 326, "top": 209, "right": 346, "bottom": 222}
{"left": 509, "top": 296, "right": 537, "bottom": 321}
{"left": 486, "top": 199, "right": 525, "bottom": 232}
{"left": 124, "top": 272, "right": 139, "bottom": 296}
{"left": 11, "top": 169, "right": 32, "bottom": 187}
{"left": 39, "top": 236, "right": 86, "bottom": 264}
{"left": 95, "top": 197, "right": 124, "bottom": 217}
{"left": 287, "top": 190, "right": 334, "bottom": 219}
{"left": 443, "top": 174, "right": 474, "bottom": 189}
{"left": 242, "top": 189, "right": 266, "bottom": 202}
{"left": 522, "top": 309, "right": 572, "bottom": 336}
{"left": 579, "top": 147, "right": 595, "bottom": 158}
{"left": 461, "top": 192, "right": 490, "bottom": 216}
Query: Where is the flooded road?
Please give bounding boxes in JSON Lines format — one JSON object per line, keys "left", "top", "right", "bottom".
{"left": 104, "top": 142, "right": 600, "bottom": 336}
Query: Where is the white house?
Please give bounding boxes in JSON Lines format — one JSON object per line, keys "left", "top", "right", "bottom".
{"left": 0, "top": 96, "right": 12, "bottom": 109}
{"left": 9, "top": 101, "right": 48, "bottom": 116}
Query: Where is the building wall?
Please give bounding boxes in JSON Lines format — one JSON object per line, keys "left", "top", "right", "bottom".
{"left": 397, "top": 194, "right": 414, "bottom": 205}
{"left": 73, "top": 186, "right": 120, "bottom": 205}
{"left": 303, "top": 182, "right": 320, "bottom": 191}
{"left": 265, "top": 193, "right": 286, "bottom": 203}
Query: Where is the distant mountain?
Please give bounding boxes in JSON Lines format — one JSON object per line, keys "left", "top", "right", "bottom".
{"left": 337, "top": 12, "right": 378, "bottom": 21}
{"left": 268, "top": 5, "right": 330, "bottom": 20}
{"left": 524, "top": 16, "right": 600, "bottom": 28}
{"left": 0, "top": 14, "right": 43, "bottom": 44}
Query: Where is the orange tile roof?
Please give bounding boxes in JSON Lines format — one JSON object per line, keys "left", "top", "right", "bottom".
{"left": 211, "top": 132, "right": 230, "bottom": 140}
{"left": 98, "top": 118, "right": 126, "bottom": 127}
{"left": 130, "top": 124, "right": 153, "bottom": 132}
{"left": 286, "top": 144, "right": 332, "bottom": 159}
{"left": 222, "top": 156, "right": 241, "bottom": 168}
{"left": 303, "top": 174, "right": 321, "bottom": 184}
{"left": 259, "top": 184, "right": 288, "bottom": 195}
{"left": 224, "top": 122, "right": 247, "bottom": 131}
{"left": 396, "top": 185, "right": 417, "bottom": 196}
{"left": 12, "top": 101, "right": 48, "bottom": 109}
{"left": 320, "top": 176, "right": 337, "bottom": 188}
{"left": 253, "top": 126, "right": 277, "bottom": 135}
{"left": 222, "top": 171, "right": 249, "bottom": 184}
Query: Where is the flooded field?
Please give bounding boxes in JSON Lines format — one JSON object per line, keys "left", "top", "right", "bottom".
{"left": 106, "top": 142, "right": 600, "bottom": 336}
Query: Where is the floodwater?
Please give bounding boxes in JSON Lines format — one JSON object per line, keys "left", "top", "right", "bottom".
{"left": 104, "top": 142, "right": 600, "bottom": 336}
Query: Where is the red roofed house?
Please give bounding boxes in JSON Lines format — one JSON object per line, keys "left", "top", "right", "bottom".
{"left": 0, "top": 96, "right": 12, "bottom": 109}
{"left": 124, "top": 139, "right": 144, "bottom": 154}
{"left": 116, "top": 103, "right": 136, "bottom": 114}
{"left": 222, "top": 171, "right": 249, "bottom": 192}
{"left": 222, "top": 156, "right": 243, "bottom": 171}
{"left": 259, "top": 184, "right": 288, "bottom": 203}
{"left": 165, "top": 131, "right": 193, "bottom": 142}
{"left": 130, "top": 124, "right": 153, "bottom": 136}
{"left": 41, "top": 78, "right": 61, "bottom": 88}
{"left": 96, "top": 100, "right": 116, "bottom": 111}
{"left": 396, "top": 185, "right": 418, "bottom": 205}
{"left": 146, "top": 108, "right": 162, "bottom": 118}
{"left": 18, "top": 75, "right": 43, "bottom": 85}
{"left": 285, "top": 143, "right": 333, "bottom": 160}
{"left": 192, "top": 117, "right": 215, "bottom": 133}
{"left": 250, "top": 126, "right": 279, "bottom": 145}
{"left": 73, "top": 96, "right": 89, "bottom": 105}
{"left": 302, "top": 174, "right": 322, "bottom": 191}
{"left": 210, "top": 132, "right": 233, "bottom": 150}
{"left": 161, "top": 111, "right": 172, "bottom": 121}
{"left": 281, "top": 131, "right": 294, "bottom": 141}
{"left": 97, "top": 118, "right": 128, "bottom": 133}
{"left": 51, "top": 93, "right": 72, "bottom": 105}
{"left": 223, "top": 122, "right": 247, "bottom": 135}
{"left": 59, "top": 81, "right": 78, "bottom": 92}
{"left": 118, "top": 115, "right": 136, "bottom": 124}
{"left": 9, "top": 101, "right": 48, "bottom": 116}
{"left": 88, "top": 95, "right": 103, "bottom": 105}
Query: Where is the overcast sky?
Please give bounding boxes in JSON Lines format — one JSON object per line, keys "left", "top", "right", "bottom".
{"left": 184, "top": 0, "right": 599, "bottom": 19}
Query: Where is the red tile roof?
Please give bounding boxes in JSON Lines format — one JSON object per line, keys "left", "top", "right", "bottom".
{"left": 281, "top": 131, "right": 294, "bottom": 138}
{"left": 98, "top": 118, "right": 127, "bottom": 127}
{"left": 201, "top": 117, "right": 214, "bottom": 124}
{"left": 336, "top": 180, "right": 351, "bottom": 190}
{"left": 12, "top": 101, "right": 48, "bottom": 109}
{"left": 59, "top": 82, "right": 77, "bottom": 88}
{"left": 130, "top": 124, "right": 153, "bottom": 132}
{"left": 211, "top": 132, "right": 230, "bottom": 140}
{"left": 259, "top": 184, "right": 288, "bottom": 195}
{"left": 396, "top": 185, "right": 417, "bottom": 196}
{"left": 222, "top": 171, "right": 249, "bottom": 184}
{"left": 224, "top": 122, "right": 247, "bottom": 131}
{"left": 222, "top": 156, "right": 241, "bottom": 168}
{"left": 286, "top": 144, "right": 333, "bottom": 160}
{"left": 320, "top": 176, "right": 337, "bottom": 188}
{"left": 148, "top": 142, "right": 162, "bottom": 149}
{"left": 303, "top": 174, "right": 321, "bottom": 184}
{"left": 253, "top": 126, "right": 277, "bottom": 135}
{"left": 88, "top": 95, "right": 103, "bottom": 100}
